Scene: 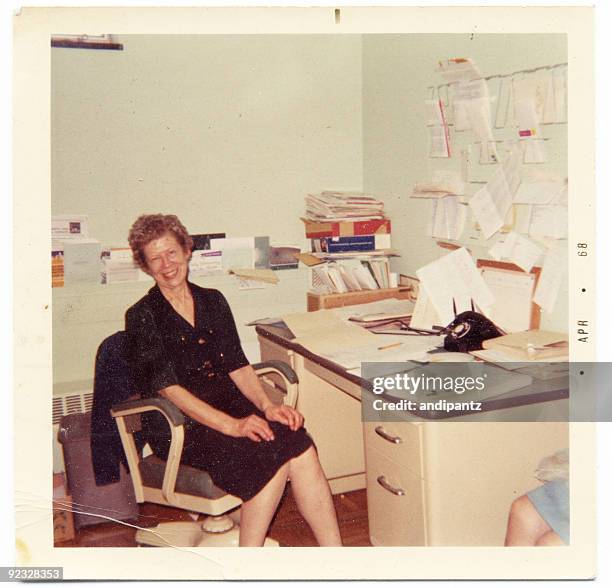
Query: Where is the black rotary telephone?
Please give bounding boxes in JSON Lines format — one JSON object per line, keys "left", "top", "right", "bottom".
{"left": 443, "top": 300, "right": 504, "bottom": 353}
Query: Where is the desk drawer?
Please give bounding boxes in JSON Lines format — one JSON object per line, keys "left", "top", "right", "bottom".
{"left": 364, "top": 421, "right": 423, "bottom": 478}
{"left": 366, "top": 448, "right": 426, "bottom": 546}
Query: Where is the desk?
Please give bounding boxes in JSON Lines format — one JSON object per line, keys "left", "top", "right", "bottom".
{"left": 257, "top": 324, "right": 569, "bottom": 546}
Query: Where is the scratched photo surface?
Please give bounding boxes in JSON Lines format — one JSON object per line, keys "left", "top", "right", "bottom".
{"left": 14, "top": 6, "right": 596, "bottom": 580}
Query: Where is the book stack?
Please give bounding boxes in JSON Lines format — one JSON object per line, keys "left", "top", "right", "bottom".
{"left": 304, "top": 217, "right": 392, "bottom": 255}
{"left": 302, "top": 214, "right": 396, "bottom": 294}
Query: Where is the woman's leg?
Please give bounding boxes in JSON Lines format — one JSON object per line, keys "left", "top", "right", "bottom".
{"left": 288, "top": 446, "right": 342, "bottom": 546}
{"left": 239, "top": 462, "right": 290, "bottom": 546}
{"left": 504, "top": 495, "right": 553, "bottom": 546}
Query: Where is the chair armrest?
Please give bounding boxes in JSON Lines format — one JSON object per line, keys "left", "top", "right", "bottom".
{"left": 111, "top": 396, "right": 185, "bottom": 504}
{"left": 252, "top": 360, "right": 299, "bottom": 408}
{"left": 111, "top": 397, "right": 185, "bottom": 427}
{"left": 252, "top": 360, "right": 298, "bottom": 384}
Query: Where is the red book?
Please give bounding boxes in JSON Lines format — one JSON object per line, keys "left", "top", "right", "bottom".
{"left": 302, "top": 218, "right": 391, "bottom": 238}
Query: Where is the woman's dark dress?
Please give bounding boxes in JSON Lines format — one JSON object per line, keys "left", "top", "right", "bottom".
{"left": 125, "top": 282, "right": 313, "bottom": 501}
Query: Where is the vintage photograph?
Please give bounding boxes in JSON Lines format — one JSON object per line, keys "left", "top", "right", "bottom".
{"left": 12, "top": 5, "right": 597, "bottom": 581}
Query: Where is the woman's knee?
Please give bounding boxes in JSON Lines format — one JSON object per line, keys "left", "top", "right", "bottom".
{"left": 535, "top": 530, "right": 564, "bottom": 546}
{"left": 509, "top": 495, "right": 551, "bottom": 537}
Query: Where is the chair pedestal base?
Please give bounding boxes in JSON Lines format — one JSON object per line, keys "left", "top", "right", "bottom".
{"left": 135, "top": 516, "right": 279, "bottom": 547}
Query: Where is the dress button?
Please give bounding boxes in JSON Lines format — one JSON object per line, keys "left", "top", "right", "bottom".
{"left": 207, "top": 372, "right": 216, "bottom": 379}
{"left": 180, "top": 336, "right": 186, "bottom": 342}
{"left": 198, "top": 338, "right": 206, "bottom": 345}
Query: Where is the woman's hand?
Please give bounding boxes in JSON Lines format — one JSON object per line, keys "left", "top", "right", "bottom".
{"left": 229, "top": 414, "right": 275, "bottom": 442}
{"left": 264, "top": 404, "right": 304, "bottom": 431}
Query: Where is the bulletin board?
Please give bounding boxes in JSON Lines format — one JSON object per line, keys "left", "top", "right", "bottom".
{"left": 418, "top": 59, "right": 568, "bottom": 255}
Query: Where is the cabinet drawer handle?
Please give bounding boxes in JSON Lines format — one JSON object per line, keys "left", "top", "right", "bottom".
{"left": 375, "top": 426, "right": 402, "bottom": 444}
{"left": 377, "top": 475, "right": 406, "bottom": 496}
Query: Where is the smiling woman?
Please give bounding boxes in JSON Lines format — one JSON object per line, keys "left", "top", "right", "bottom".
{"left": 125, "top": 213, "right": 342, "bottom": 546}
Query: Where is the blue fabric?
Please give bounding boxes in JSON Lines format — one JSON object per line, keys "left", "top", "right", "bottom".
{"left": 527, "top": 479, "right": 570, "bottom": 544}
{"left": 90, "top": 331, "right": 142, "bottom": 486}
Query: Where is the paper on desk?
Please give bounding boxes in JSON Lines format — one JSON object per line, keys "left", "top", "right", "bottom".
{"left": 282, "top": 309, "right": 376, "bottom": 356}
{"left": 330, "top": 298, "right": 415, "bottom": 323}
{"left": 410, "top": 287, "right": 443, "bottom": 331}
{"left": 533, "top": 242, "right": 566, "bottom": 313}
{"left": 229, "top": 268, "right": 279, "bottom": 284}
{"left": 529, "top": 205, "right": 568, "bottom": 239}
{"left": 326, "top": 334, "right": 445, "bottom": 372}
{"left": 416, "top": 247, "right": 494, "bottom": 326}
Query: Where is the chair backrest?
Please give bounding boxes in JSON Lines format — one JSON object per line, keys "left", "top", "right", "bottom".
{"left": 90, "top": 331, "right": 141, "bottom": 486}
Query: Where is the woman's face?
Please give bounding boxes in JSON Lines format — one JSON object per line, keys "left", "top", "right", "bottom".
{"left": 142, "top": 232, "right": 190, "bottom": 291}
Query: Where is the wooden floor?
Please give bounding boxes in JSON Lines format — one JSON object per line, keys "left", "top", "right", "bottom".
{"left": 55, "top": 485, "right": 371, "bottom": 547}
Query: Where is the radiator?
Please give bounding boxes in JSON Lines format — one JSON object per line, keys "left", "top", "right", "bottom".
{"left": 52, "top": 388, "right": 93, "bottom": 473}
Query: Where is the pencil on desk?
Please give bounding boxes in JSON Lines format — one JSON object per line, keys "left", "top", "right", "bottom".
{"left": 378, "top": 342, "right": 402, "bottom": 351}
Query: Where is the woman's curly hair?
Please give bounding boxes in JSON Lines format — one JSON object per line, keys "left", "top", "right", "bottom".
{"left": 128, "top": 214, "right": 194, "bottom": 271}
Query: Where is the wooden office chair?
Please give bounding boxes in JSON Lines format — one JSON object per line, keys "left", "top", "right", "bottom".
{"left": 110, "top": 360, "right": 299, "bottom": 547}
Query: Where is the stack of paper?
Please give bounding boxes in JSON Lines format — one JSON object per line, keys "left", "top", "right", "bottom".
{"left": 102, "top": 248, "right": 150, "bottom": 284}
{"left": 480, "top": 330, "right": 568, "bottom": 361}
{"left": 189, "top": 250, "right": 223, "bottom": 277}
{"left": 305, "top": 191, "right": 385, "bottom": 221}
{"left": 311, "top": 258, "right": 391, "bottom": 294}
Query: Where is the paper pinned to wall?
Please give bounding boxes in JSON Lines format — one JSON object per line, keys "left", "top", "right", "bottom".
{"left": 429, "top": 125, "right": 451, "bottom": 158}
{"left": 502, "top": 144, "right": 523, "bottom": 196}
{"left": 428, "top": 196, "right": 466, "bottom": 241}
{"left": 416, "top": 247, "right": 494, "bottom": 325}
{"left": 522, "top": 139, "right": 548, "bottom": 164}
{"left": 488, "top": 231, "right": 543, "bottom": 272}
{"left": 468, "top": 186, "right": 505, "bottom": 239}
{"left": 529, "top": 205, "right": 568, "bottom": 239}
{"left": 465, "top": 97, "right": 498, "bottom": 163}
{"left": 533, "top": 242, "right": 566, "bottom": 313}
{"left": 514, "top": 178, "right": 564, "bottom": 205}
{"left": 513, "top": 204, "right": 533, "bottom": 234}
